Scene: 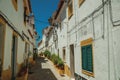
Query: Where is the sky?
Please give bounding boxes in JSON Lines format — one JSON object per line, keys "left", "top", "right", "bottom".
{"left": 30, "top": 0, "right": 59, "bottom": 44}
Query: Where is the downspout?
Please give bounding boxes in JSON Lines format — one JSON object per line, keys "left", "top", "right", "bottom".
{"left": 102, "top": 0, "right": 105, "bottom": 39}
{"left": 108, "top": 0, "right": 117, "bottom": 80}
{"left": 107, "top": 6, "right": 111, "bottom": 80}
{"left": 73, "top": 0, "right": 77, "bottom": 43}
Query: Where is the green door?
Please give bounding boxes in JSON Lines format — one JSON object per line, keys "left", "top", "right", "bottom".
{"left": 0, "top": 24, "right": 4, "bottom": 79}
{"left": 11, "top": 35, "right": 17, "bottom": 80}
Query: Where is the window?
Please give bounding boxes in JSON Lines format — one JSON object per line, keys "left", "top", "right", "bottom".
{"left": 58, "top": 49, "right": 59, "bottom": 57}
{"left": 24, "top": 7, "right": 27, "bottom": 26}
{"left": 12, "top": 0, "right": 18, "bottom": 11}
{"left": 63, "top": 48, "right": 66, "bottom": 61}
{"left": 23, "top": 0, "right": 32, "bottom": 26}
{"left": 78, "top": 0, "right": 85, "bottom": 7}
{"left": 25, "top": 42, "right": 29, "bottom": 53}
{"left": 68, "top": 0, "right": 73, "bottom": 19}
{"left": 81, "top": 38, "right": 94, "bottom": 77}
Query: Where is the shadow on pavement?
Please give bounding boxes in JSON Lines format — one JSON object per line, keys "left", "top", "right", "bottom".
{"left": 28, "top": 57, "right": 58, "bottom": 80}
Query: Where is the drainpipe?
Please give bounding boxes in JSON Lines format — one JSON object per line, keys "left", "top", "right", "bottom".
{"left": 108, "top": 0, "right": 117, "bottom": 80}
{"left": 107, "top": 1, "right": 110, "bottom": 80}
{"left": 102, "top": 0, "right": 105, "bottom": 39}
{"left": 73, "top": 0, "right": 77, "bottom": 43}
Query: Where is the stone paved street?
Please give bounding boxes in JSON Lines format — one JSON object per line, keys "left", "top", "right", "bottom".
{"left": 28, "top": 57, "right": 70, "bottom": 80}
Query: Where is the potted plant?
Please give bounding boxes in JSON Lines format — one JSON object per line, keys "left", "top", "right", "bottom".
{"left": 57, "top": 57, "right": 64, "bottom": 75}
{"left": 44, "top": 50, "right": 51, "bottom": 59}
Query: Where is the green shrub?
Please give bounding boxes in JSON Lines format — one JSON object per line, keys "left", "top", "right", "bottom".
{"left": 51, "top": 54, "right": 56, "bottom": 61}
{"left": 51, "top": 54, "right": 58, "bottom": 65}
{"left": 51, "top": 54, "right": 64, "bottom": 70}
{"left": 57, "top": 59, "right": 64, "bottom": 70}
{"left": 44, "top": 50, "right": 51, "bottom": 59}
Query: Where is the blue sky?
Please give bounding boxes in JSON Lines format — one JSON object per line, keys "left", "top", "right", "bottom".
{"left": 30, "top": 0, "right": 59, "bottom": 43}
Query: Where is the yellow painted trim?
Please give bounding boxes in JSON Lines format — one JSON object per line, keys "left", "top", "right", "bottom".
{"left": 16, "top": 73, "right": 28, "bottom": 80}
{"left": 64, "top": 64, "right": 71, "bottom": 77}
{"left": 23, "top": 0, "right": 31, "bottom": 15}
{"left": 17, "top": 63, "right": 22, "bottom": 74}
{"left": 16, "top": 63, "right": 28, "bottom": 80}
{"left": 0, "top": 17, "right": 6, "bottom": 25}
{"left": 29, "top": 57, "right": 35, "bottom": 65}
{"left": 0, "top": 17, "right": 6, "bottom": 74}
{"left": 12, "top": 0, "right": 18, "bottom": 11}
{"left": 13, "top": 31, "right": 18, "bottom": 37}
{"left": 78, "top": 0, "right": 85, "bottom": 7}
{"left": 68, "top": 0, "right": 73, "bottom": 20}
{"left": 81, "top": 38, "right": 93, "bottom": 46}
{"left": 68, "top": 14, "right": 73, "bottom": 20}
{"left": 82, "top": 70, "right": 94, "bottom": 77}
{"left": 80, "top": 38, "right": 94, "bottom": 77}
{"left": 2, "top": 68, "right": 11, "bottom": 80}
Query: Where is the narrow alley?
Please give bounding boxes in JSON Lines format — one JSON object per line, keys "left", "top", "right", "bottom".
{"left": 28, "top": 56, "right": 69, "bottom": 80}
{"left": 0, "top": 0, "right": 120, "bottom": 80}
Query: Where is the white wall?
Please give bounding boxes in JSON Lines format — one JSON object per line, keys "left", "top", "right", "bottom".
{"left": 112, "top": 26, "right": 120, "bottom": 80}
{"left": 0, "top": 0, "right": 35, "bottom": 71}
{"left": 3, "top": 25, "right": 12, "bottom": 70}
{"left": 0, "top": 0, "right": 24, "bottom": 33}
{"left": 66, "top": 0, "right": 120, "bottom": 80}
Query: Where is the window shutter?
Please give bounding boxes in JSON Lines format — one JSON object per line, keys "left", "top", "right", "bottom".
{"left": 86, "top": 45, "right": 93, "bottom": 72}
{"left": 82, "top": 46, "right": 87, "bottom": 70}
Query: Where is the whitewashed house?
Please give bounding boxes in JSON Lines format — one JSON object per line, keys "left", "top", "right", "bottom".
{"left": 44, "top": 0, "right": 120, "bottom": 80}
{"left": 66, "top": 0, "right": 120, "bottom": 80}
{"left": 38, "top": 26, "right": 53, "bottom": 53}
{"left": 0, "top": 0, "right": 36, "bottom": 80}
{"left": 54, "top": 0, "right": 68, "bottom": 60}
{"left": 39, "top": 0, "right": 120, "bottom": 80}
{"left": 38, "top": 31, "right": 46, "bottom": 54}
{"left": 51, "top": 0, "right": 72, "bottom": 77}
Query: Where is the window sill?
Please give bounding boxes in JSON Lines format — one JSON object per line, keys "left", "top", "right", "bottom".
{"left": 82, "top": 70, "right": 94, "bottom": 77}
{"left": 68, "top": 14, "right": 73, "bottom": 20}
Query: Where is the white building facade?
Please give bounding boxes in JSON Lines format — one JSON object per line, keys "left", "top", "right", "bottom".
{"left": 0, "top": 0, "right": 36, "bottom": 80}
{"left": 66, "top": 0, "right": 120, "bottom": 80}
{"left": 39, "top": 0, "right": 120, "bottom": 80}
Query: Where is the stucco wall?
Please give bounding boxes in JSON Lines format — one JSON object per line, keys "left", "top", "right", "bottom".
{"left": 112, "top": 27, "right": 120, "bottom": 80}
{"left": 66, "top": 0, "right": 120, "bottom": 80}
{"left": 1, "top": 0, "right": 35, "bottom": 73}
{"left": 0, "top": 0, "right": 24, "bottom": 33}
{"left": 3, "top": 24, "right": 12, "bottom": 70}
{"left": 17, "top": 37, "right": 25, "bottom": 64}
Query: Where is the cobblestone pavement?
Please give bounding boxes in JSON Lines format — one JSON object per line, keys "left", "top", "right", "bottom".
{"left": 28, "top": 57, "right": 70, "bottom": 80}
